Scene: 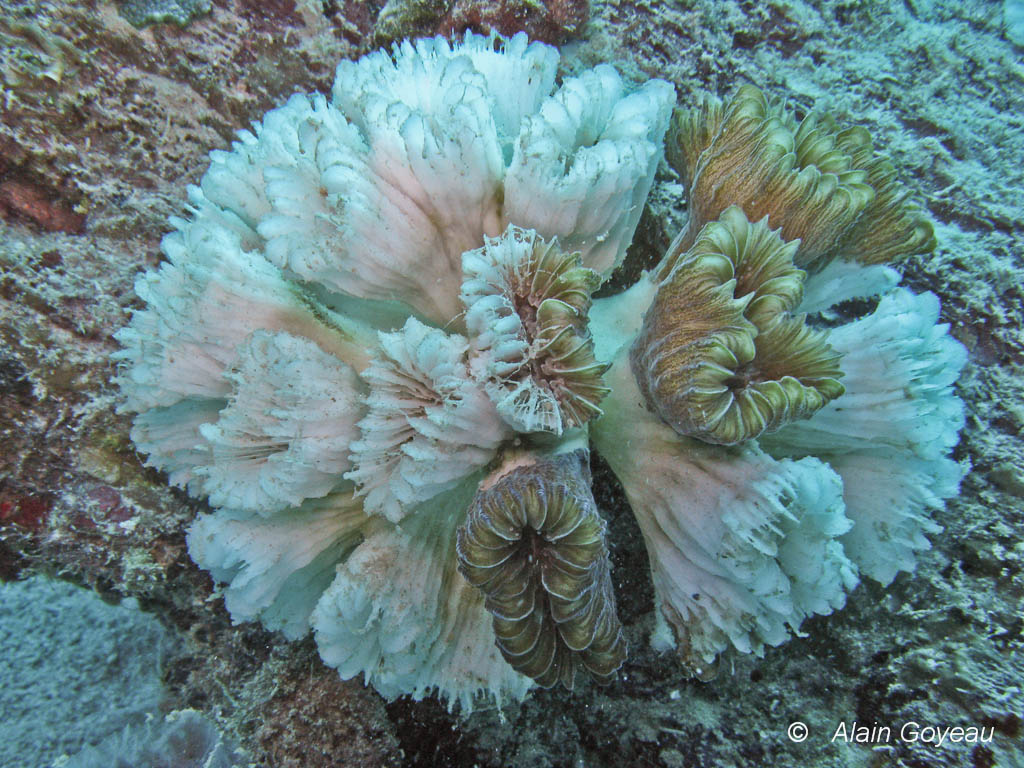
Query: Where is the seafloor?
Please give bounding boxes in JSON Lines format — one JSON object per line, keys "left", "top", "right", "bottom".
{"left": 0, "top": 0, "right": 1021, "bottom": 766}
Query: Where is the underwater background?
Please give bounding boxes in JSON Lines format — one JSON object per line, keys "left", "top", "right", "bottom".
{"left": 0, "top": 0, "right": 1021, "bottom": 766}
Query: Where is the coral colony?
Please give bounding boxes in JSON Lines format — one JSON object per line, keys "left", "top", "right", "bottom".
{"left": 115, "top": 33, "right": 966, "bottom": 709}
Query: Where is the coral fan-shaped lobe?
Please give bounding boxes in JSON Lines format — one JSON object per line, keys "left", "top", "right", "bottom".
{"left": 462, "top": 225, "right": 609, "bottom": 434}
{"left": 311, "top": 482, "right": 533, "bottom": 712}
{"left": 194, "top": 330, "right": 364, "bottom": 516}
{"left": 339, "top": 30, "right": 560, "bottom": 156}
{"left": 829, "top": 129, "right": 937, "bottom": 264}
{"left": 188, "top": 492, "right": 370, "bottom": 640}
{"left": 761, "top": 288, "right": 967, "bottom": 585}
{"left": 346, "top": 318, "right": 510, "bottom": 522}
{"left": 591, "top": 354, "right": 856, "bottom": 672}
{"left": 667, "top": 84, "right": 875, "bottom": 271}
{"left": 330, "top": 38, "right": 508, "bottom": 323}
{"left": 114, "top": 224, "right": 334, "bottom": 413}
{"left": 504, "top": 65, "right": 675, "bottom": 276}
{"left": 456, "top": 450, "right": 626, "bottom": 688}
{"left": 113, "top": 218, "right": 365, "bottom": 495}
{"left": 632, "top": 207, "right": 844, "bottom": 445}
{"left": 668, "top": 84, "right": 936, "bottom": 271}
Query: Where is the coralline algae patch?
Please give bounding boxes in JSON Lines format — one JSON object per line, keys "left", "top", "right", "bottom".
{"left": 114, "top": 29, "right": 965, "bottom": 712}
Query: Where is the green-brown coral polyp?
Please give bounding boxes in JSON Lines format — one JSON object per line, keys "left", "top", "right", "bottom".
{"left": 632, "top": 206, "right": 845, "bottom": 446}
{"left": 506, "top": 233, "right": 610, "bottom": 428}
{"left": 828, "top": 125, "right": 938, "bottom": 263}
{"left": 665, "top": 84, "right": 935, "bottom": 274}
{"left": 463, "top": 226, "right": 612, "bottom": 433}
{"left": 455, "top": 451, "right": 626, "bottom": 688}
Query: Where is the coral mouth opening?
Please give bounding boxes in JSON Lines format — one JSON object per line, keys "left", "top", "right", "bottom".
{"left": 723, "top": 365, "right": 757, "bottom": 391}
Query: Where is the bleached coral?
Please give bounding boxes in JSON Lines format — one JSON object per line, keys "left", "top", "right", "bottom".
{"left": 116, "top": 35, "right": 964, "bottom": 711}
{"left": 504, "top": 65, "right": 674, "bottom": 274}
{"left": 761, "top": 288, "right": 967, "bottom": 584}
{"left": 591, "top": 352, "right": 856, "bottom": 673}
{"left": 312, "top": 484, "right": 533, "bottom": 710}
{"left": 188, "top": 492, "right": 369, "bottom": 639}
{"left": 117, "top": 30, "right": 673, "bottom": 709}
{"left": 345, "top": 318, "right": 510, "bottom": 523}
{"left": 196, "top": 330, "right": 363, "bottom": 515}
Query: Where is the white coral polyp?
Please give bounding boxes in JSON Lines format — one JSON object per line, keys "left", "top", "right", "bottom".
{"left": 504, "top": 66, "right": 675, "bottom": 275}
{"left": 126, "top": 399, "right": 222, "bottom": 491}
{"left": 643, "top": 449, "right": 857, "bottom": 663}
{"left": 346, "top": 318, "right": 510, "bottom": 523}
{"left": 327, "top": 36, "right": 520, "bottom": 323}
{"left": 188, "top": 493, "right": 369, "bottom": 640}
{"left": 591, "top": 357, "right": 857, "bottom": 669}
{"left": 762, "top": 288, "right": 967, "bottom": 583}
{"left": 194, "top": 330, "right": 364, "bottom": 515}
{"left": 797, "top": 258, "right": 901, "bottom": 315}
{"left": 262, "top": 82, "right": 500, "bottom": 324}
{"left": 311, "top": 486, "right": 532, "bottom": 711}
{"left": 115, "top": 226, "right": 316, "bottom": 412}
{"left": 113, "top": 222, "right": 352, "bottom": 493}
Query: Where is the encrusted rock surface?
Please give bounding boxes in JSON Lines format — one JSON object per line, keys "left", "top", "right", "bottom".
{"left": 372, "top": 0, "right": 590, "bottom": 46}
{"left": 1, "top": 0, "right": 1020, "bottom": 766}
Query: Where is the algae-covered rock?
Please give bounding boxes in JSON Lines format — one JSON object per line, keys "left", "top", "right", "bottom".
{"left": 118, "top": 0, "right": 211, "bottom": 29}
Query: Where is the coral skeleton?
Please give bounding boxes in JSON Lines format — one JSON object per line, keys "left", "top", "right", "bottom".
{"left": 116, "top": 32, "right": 964, "bottom": 709}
